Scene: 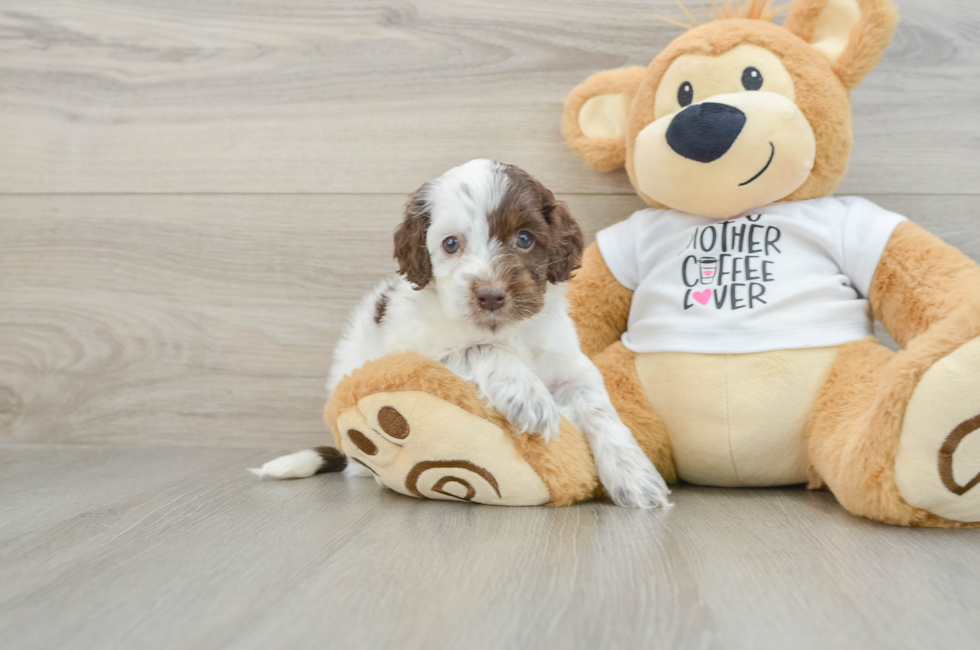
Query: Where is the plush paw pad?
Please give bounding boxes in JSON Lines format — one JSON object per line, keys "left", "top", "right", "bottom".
{"left": 895, "top": 336, "right": 980, "bottom": 522}
{"left": 336, "top": 391, "right": 551, "bottom": 506}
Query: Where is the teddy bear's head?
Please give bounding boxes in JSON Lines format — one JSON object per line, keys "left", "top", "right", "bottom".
{"left": 562, "top": 0, "right": 898, "bottom": 219}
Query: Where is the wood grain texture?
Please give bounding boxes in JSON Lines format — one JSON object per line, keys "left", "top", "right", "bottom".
{"left": 0, "top": 193, "right": 642, "bottom": 448}
{"left": 0, "top": 445, "right": 978, "bottom": 650}
{"left": 1, "top": 194, "right": 977, "bottom": 448}
{"left": 1, "top": 0, "right": 978, "bottom": 195}
{"left": 1, "top": 3, "right": 979, "bottom": 647}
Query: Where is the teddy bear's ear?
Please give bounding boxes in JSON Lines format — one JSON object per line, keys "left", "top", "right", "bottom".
{"left": 561, "top": 66, "right": 646, "bottom": 171}
{"left": 785, "top": 0, "right": 899, "bottom": 89}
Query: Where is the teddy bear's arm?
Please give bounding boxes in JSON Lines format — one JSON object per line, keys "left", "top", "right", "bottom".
{"left": 567, "top": 242, "right": 634, "bottom": 358}
{"left": 870, "top": 221, "right": 980, "bottom": 347}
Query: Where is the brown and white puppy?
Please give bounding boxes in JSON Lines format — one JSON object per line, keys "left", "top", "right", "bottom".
{"left": 254, "top": 159, "right": 670, "bottom": 508}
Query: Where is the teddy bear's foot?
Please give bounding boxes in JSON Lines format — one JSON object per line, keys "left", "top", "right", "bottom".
{"left": 321, "top": 353, "right": 599, "bottom": 506}
{"left": 334, "top": 390, "right": 552, "bottom": 506}
{"left": 895, "top": 336, "right": 980, "bottom": 523}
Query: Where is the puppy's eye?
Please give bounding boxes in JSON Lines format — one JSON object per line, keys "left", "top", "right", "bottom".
{"left": 442, "top": 236, "right": 460, "bottom": 254}
{"left": 515, "top": 231, "right": 534, "bottom": 249}
{"left": 678, "top": 81, "right": 694, "bottom": 107}
{"left": 742, "top": 67, "right": 763, "bottom": 91}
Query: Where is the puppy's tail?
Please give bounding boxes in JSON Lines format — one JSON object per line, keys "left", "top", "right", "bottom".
{"left": 249, "top": 447, "right": 347, "bottom": 480}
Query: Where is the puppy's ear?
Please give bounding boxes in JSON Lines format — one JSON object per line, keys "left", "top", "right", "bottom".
{"left": 393, "top": 184, "right": 433, "bottom": 290}
{"left": 785, "top": 0, "right": 899, "bottom": 89}
{"left": 562, "top": 66, "right": 646, "bottom": 172}
{"left": 545, "top": 197, "right": 585, "bottom": 285}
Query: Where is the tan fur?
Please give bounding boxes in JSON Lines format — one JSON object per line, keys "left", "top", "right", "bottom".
{"left": 325, "top": 353, "right": 599, "bottom": 507}
{"left": 783, "top": 0, "right": 827, "bottom": 41}
{"left": 784, "top": 0, "right": 900, "bottom": 89}
{"left": 625, "top": 19, "right": 853, "bottom": 208}
{"left": 870, "top": 221, "right": 980, "bottom": 348}
{"left": 592, "top": 343, "right": 677, "bottom": 483}
{"left": 806, "top": 333, "right": 980, "bottom": 528}
{"left": 561, "top": 66, "right": 646, "bottom": 172}
{"left": 566, "top": 242, "right": 634, "bottom": 358}
{"left": 562, "top": 0, "right": 900, "bottom": 209}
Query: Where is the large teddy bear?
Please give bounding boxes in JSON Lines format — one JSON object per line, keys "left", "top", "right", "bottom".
{"left": 324, "top": 0, "right": 980, "bottom": 527}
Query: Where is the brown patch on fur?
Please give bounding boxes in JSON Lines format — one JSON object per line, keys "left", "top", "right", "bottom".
{"left": 325, "top": 353, "right": 599, "bottom": 506}
{"left": 870, "top": 221, "right": 980, "bottom": 348}
{"left": 374, "top": 292, "right": 389, "bottom": 325}
{"left": 468, "top": 164, "right": 584, "bottom": 328}
{"left": 493, "top": 164, "right": 585, "bottom": 284}
{"left": 314, "top": 446, "right": 347, "bottom": 473}
{"left": 393, "top": 184, "right": 433, "bottom": 289}
{"left": 592, "top": 342, "right": 677, "bottom": 483}
{"left": 566, "top": 242, "right": 635, "bottom": 358}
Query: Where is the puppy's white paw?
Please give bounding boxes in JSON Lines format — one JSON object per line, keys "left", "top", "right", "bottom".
{"left": 492, "top": 381, "right": 562, "bottom": 442}
{"left": 600, "top": 446, "right": 671, "bottom": 509}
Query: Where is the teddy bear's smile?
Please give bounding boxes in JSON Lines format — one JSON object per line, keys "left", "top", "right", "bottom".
{"left": 739, "top": 141, "right": 776, "bottom": 187}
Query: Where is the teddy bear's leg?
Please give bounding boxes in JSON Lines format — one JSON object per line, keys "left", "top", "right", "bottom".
{"left": 592, "top": 341, "right": 677, "bottom": 483}
{"left": 806, "top": 331, "right": 980, "bottom": 528}
{"left": 325, "top": 352, "right": 600, "bottom": 506}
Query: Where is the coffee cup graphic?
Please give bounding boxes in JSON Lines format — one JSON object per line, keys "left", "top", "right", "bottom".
{"left": 699, "top": 257, "right": 718, "bottom": 285}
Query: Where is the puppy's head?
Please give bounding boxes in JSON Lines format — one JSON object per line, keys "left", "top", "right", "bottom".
{"left": 394, "top": 159, "right": 584, "bottom": 330}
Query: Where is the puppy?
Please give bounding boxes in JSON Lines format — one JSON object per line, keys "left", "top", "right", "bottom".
{"left": 254, "top": 160, "right": 669, "bottom": 508}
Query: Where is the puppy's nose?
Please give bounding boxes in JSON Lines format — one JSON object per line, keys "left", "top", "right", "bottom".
{"left": 476, "top": 287, "right": 506, "bottom": 312}
{"left": 666, "top": 102, "right": 746, "bottom": 163}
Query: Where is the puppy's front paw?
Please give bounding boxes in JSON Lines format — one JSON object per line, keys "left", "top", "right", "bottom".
{"left": 599, "top": 445, "right": 671, "bottom": 509}
{"left": 490, "top": 381, "right": 562, "bottom": 442}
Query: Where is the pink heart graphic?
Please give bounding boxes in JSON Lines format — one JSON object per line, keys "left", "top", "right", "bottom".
{"left": 693, "top": 289, "right": 712, "bottom": 305}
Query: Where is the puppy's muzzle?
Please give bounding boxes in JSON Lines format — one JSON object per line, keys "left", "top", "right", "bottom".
{"left": 476, "top": 286, "right": 506, "bottom": 312}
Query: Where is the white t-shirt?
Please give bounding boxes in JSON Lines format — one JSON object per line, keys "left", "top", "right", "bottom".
{"left": 595, "top": 197, "right": 906, "bottom": 354}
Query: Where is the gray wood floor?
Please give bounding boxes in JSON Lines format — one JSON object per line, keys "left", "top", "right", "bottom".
{"left": 1, "top": 1, "right": 979, "bottom": 648}
{"left": 2, "top": 446, "right": 979, "bottom": 650}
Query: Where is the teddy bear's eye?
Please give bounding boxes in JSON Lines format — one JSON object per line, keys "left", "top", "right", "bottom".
{"left": 677, "top": 81, "right": 694, "bottom": 107}
{"left": 742, "top": 67, "right": 764, "bottom": 91}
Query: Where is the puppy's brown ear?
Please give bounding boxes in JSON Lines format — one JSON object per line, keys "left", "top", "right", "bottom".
{"left": 393, "top": 184, "right": 433, "bottom": 290}
{"left": 545, "top": 198, "right": 585, "bottom": 285}
{"left": 562, "top": 66, "right": 645, "bottom": 172}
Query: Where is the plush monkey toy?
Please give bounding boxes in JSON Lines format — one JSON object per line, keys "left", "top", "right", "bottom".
{"left": 326, "top": 0, "right": 980, "bottom": 527}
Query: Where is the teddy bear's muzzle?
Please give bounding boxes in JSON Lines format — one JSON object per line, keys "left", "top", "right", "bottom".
{"left": 632, "top": 91, "right": 816, "bottom": 219}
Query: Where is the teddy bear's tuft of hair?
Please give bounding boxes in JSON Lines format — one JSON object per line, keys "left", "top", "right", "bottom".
{"left": 654, "top": 0, "right": 789, "bottom": 31}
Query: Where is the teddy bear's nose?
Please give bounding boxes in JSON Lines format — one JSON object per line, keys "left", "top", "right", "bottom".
{"left": 666, "top": 102, "right": 747, "bottom": 163}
